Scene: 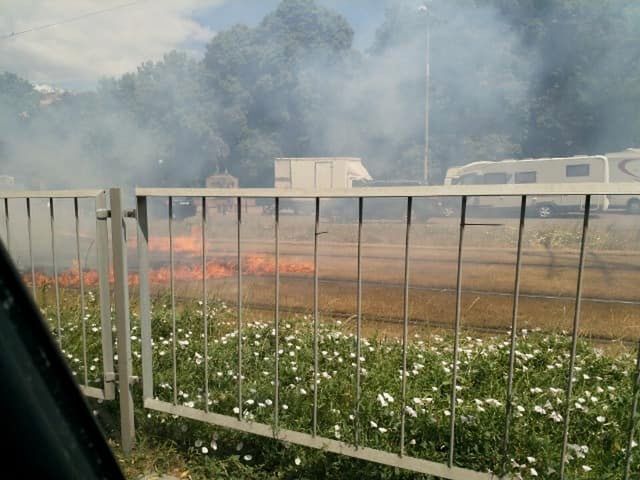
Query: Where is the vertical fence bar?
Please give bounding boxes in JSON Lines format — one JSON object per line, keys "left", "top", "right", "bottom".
{"left": 625, "top": 339, "right": 640, "bottom": 479}
{"left": 95, "top": 191, "right": 115, "bottom": 400}
{"left": 237, "top": 196, "right": 243, "bottom": 420}
{"left": 4, "top": 197, "right": 10, "bottom": 255}
{"left": 169, "top": 197, "right": 177, "bottom": 406}
{"left": 202, "top": 197, "right": 209, "bottom": 413}
{"left": 559, "top": 194, "right": 591, "bottom": 480}
{"left": 448, "top": 195, "right": 467, "bottom": 468}
{"left": 74, "top": 197, "right": 88, "bottom": 387}
{"left": 400, "top": 196, "right": 413, "bottom": 456}
{"left": 274, "top": 197, "right": 280, "bottom": 430}
{"left": 26, "top": 198, "right": 36, "bottom": 299}
{"left": 109, "top": 188, "right": 135, "bottom": 453}
{"left": 355, "top": 197, "right": 363, "bottom": 448}
{"left": 313, "top": 197, "right": 320, "bottom": 436}
{"left": 49, "top": 197, "right": 62, "bottom": 346}
{"left": 137, "top": 195, "right": 153, "bottom": 401}
{"left": 503, "top": 195, "right": 527, "bottom": 470}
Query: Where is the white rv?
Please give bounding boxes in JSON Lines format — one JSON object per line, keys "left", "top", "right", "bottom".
{"left": 274, "top": 157, "right": 372, "bottom": 190}
{"left": 605, "top": 148, "right": 640, "bottom": 213}
{"left": 444, "top": 155, "right": 609, "bottom": 217}
{"left": 273, "top": 157, "right": 372, "bottom": 215}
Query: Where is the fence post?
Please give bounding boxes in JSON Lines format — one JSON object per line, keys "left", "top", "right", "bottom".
{"left": 110, "top": 188, "right": 135, "bottom": 453}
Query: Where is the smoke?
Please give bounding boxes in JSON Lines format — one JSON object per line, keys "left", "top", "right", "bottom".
{"left": 301, "top": 0, "right": 532, "bottom": 181}
{"left": 1, "top": 0, "right": 638, "bottom": 190}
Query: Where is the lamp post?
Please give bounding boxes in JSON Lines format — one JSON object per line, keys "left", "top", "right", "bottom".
{"left": 419, "top": 4, "right": 431, "bottom": 185}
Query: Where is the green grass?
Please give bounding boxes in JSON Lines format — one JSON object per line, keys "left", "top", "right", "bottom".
{"left": 44, "top": 288, "right": 639, "bottom": 479}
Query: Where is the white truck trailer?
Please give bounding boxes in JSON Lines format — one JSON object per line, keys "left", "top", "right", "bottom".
{"left": 443, "top": 155, "right": 610, "bottom": 217}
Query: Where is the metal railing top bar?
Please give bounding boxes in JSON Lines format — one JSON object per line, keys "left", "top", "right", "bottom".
{"left": 136, "top": 182, "right": 640, "bottom": 198}
{"left": 0, "top": 189, "right": 106, "bottom": 199}
{"left": 128, "top": 187, "right": 640, "bottom": 477}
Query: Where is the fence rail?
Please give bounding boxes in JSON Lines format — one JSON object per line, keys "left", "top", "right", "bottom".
{"left": 2, "top": 184, "right": 640, "bottom": 478}
{"left": 135, "top": 184, "right": 640, "bottom": 480}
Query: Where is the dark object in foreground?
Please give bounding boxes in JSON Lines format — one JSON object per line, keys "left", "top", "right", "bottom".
{"left": 0, "top": 240, "right": 125, "bottom": 480}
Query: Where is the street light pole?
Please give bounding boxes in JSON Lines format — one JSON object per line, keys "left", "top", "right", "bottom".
{"left": 419, "top": 4, "right": 431, "bottom": 185}
{"left": 424, "top": 27, "right": 430, "bottom": 184}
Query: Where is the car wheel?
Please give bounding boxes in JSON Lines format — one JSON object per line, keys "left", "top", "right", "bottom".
{"left": 627, "top": 199, "right": 640, "bottom": 214}
{"left": 535, "top": 204, "right": 555, "bottom": 218}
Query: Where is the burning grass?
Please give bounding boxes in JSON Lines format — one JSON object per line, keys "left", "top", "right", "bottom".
{"left": 25, "top": 254, "right": 313, "bottom": 288}
{"left": 42, "top": 289, "right": 640, "bottom": 479}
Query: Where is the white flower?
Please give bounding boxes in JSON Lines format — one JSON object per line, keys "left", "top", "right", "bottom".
{"left": 233, "top": 407, "right": 240, "bottom": 414}
{"left": 596, "top": 415, "right": 605, "bottom": 423}
{"left": 413, "top": 397, "right": 423, "bottom": 405}
{"left": 370, "top": 421, "right": 378, "bottom": 428}
{"left": 195, "top": 440, "right": 203, "bottom": 447}
{"left": 530, "top": 467, "right": 538, "bottom": 476}
{"left": 243, "top": 454, "right": 252, "bottom": 461}
{"left": 299, "top": 388, "right": 307, "bottom": 395}
{"left": 378, "top": 427, "right": 388, "bottom": 433}
{"left": 405, "top": 406, "right": 418, "bottom": 418}
{"left": 210, "top": 440, "right": 217, "bottom": 451}
{"left": 549, "top": 411, "right": 563, "bottom": 423}
{"left": 527, "top": 456, "right": 536, "bottom": 463}
{"left": 444, "top": 410, "right": 451, "bottom": 416}
{"left": 582, "top": 465, "right": 592, "bottom": 472}
{"left": 294, "top": 457, "right": 301, "bottom": 466}
{"left": 534, "top": 405, "right": 546, "bottom": 414}
{"left": 516, "top": 405, "right": 525, "bottom": 413}
{"left": 201, "top": 446, "right": 208, "bottom": 454}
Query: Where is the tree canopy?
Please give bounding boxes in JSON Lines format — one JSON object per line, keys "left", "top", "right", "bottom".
{"left": 1, "top": 0, "right": 640, "bottom": 188}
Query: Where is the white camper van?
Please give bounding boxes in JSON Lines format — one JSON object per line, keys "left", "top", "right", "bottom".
{"left": 605, "top": 148, "right": 640, "bottom": 213}
{"left": 273, "top": 157, "right": 373, "bottom": 215}
{"left": 274, "top": 157, "right": 372, "bottom": 190}
{"left": 444, "top": 155, "right": 609, "bottom": 217}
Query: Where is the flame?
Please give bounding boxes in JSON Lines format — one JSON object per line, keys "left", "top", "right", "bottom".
{"left": 24, "top": 254, "right": 313, "bottom": 288}
{"left": 27, "top": 228, "right": 312, "bottom": 288}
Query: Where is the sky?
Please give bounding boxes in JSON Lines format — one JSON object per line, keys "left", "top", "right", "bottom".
{"left": 0, "top": 0, "right": 388, "bottom": 90}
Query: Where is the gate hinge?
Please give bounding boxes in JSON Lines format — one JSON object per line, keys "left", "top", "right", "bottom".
{"left": 96, "top": 208, "right": 111, "bottom": 220}
{"left": 124, "top": 208, "right": 137, "bottom": 219}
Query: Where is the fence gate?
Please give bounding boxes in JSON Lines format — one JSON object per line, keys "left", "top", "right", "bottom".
{"left": 0, "top": 188, "right": 135, "bottom": 452}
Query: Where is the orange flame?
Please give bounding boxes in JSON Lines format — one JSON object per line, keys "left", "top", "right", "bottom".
{"left": 25, "top": 254, "right": 313, "bottom": 288}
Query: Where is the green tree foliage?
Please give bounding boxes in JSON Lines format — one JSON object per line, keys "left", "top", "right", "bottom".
{"left": 2, "top": 0, "right": 640, "bottom": 188}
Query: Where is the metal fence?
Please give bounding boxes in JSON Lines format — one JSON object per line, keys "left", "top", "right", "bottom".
{"left": 0, "top": 188, "right": 135, "bottom": 453}
{"left": 2, "top": 183, "right": 640, "bottom": 478}
{"left": 135, "top": 183, "right": 640, "bottom": 480}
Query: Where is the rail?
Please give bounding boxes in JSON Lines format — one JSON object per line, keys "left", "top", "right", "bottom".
{"left": 135, "top": 184, "right": 640, "bottom": 480}
{"left": 2, "top": 184, "right": 639, "bottom": 474}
